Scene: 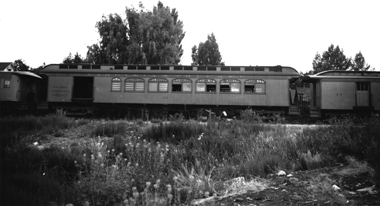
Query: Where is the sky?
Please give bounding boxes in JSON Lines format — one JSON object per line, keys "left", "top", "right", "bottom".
{"left": 1, "top": 0, "right": 379, "bottom": 73}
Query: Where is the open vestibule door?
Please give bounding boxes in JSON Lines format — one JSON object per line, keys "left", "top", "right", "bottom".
{"left": 72, "top": 77, "right": 94, "bottom": 101}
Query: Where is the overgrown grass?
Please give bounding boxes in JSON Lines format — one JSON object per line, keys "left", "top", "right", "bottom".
{"left": 91, "top": 122, "right": 124, "bottom": 137}
{"left": 0, "top": 115, "right": 87, "bottom": 206}
{"left": 0, "top": 115, "right": 86, "bottom": 147}
{"left": 142, "top": 120, "right": 206, "bottom": 144}
{"left": 1, "top": 145, "right": 85, "bottom": 205}
{"left": 1, "top": 114, "right": 380, "bottom": 205}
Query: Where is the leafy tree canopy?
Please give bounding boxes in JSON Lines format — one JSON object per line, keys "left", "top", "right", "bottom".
{"left": 352, "top": 51, "right": 371, "bottom": 71}
{"left": 310, "top": 44, "right": 373, "bottom": 74}
{"left": 85, "top": 1, "right": 185, "bottom": 65}
{"left": 63, "top": 52, "right": 85, "bottom": 64}
{"left": 12, "top": 59, "right": 30, "bottom": 71}
{"left": 191, "top": 33, "right": 224, "bottom": 66}
{"left": 312, "top": 44, "right": 351, "bottom": 74}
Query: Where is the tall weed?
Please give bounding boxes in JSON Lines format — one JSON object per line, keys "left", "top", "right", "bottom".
{"left": 91, "top": 122, "right": 131, "bottom": 137}
{"left": 143, "top": 121, "right": 206, "bottom": 144}
{"left": 0, "top": 114, "right": 77, "bottom": 147}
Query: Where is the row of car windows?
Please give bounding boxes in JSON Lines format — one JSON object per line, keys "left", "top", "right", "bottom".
{"left": 111, "top": 77, "right": 266, "bottom": 93}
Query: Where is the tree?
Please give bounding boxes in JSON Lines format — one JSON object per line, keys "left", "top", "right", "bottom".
{"left": 12, "top": 59, "right": 30, "bottom": 71}
{"left": 63, "top": 52, "right": 85, "bottom": 64}
{"left": 191, "top": 45, "right": 198, "bottom": 66}
{"left": 191, "top": 33, "right": 224, "bottom": 66}
{"left": 86, "top": 1, "right": 185, "bottom": 65}
{"left": 126, "top": 1, "right": 185, "bottom": 64}
{"left": 352, "top": 51, "right": 371, "bottom": 71}
{"left": 96, "top": 13, "right": 129, "bottom": 64}
{"left": 312, "top": 44, "right": 352, "bottom": 74}
{"left": 86, "top": 44, "right": 103, "bottom": 64}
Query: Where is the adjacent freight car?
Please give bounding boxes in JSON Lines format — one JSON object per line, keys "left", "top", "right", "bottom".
{"left": 304, "top": 70, "right": 380, "bottom": 117}
{"left": 40, "top": 64, "right": 300, "bottom": 118}
{"left": 0, "top": 71, "right": 42, "bottom": 114}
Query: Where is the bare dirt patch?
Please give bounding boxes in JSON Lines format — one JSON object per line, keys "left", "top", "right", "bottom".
{"left": 195, "top": 166, "right": 379, "bottom": 206}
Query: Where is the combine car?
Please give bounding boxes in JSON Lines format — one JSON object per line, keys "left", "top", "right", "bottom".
{"left": 40, "top": 64, "right": 300, "bottom": 118}
{"left": 304, "top": 70, "right": 380, "bottom": 117}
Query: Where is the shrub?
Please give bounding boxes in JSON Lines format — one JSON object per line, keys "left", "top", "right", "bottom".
{"left": 172, "top": 160, "right": 215, "bottom": 201}
{"left": 299, "top": 150, "right": 323, "bottom": 170}
{"left": 240, "top": 109, "right": 262, "bottom": 123}
{"left": 240, "top": 109, "right": 283, "bottom": 123}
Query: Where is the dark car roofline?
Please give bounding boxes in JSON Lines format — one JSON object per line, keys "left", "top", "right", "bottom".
{"left": 0, "top": 71, "right": 42, "bottom": 79}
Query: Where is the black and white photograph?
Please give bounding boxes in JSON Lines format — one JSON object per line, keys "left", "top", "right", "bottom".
{"left": 1, "top": 0, "right": 379, "bottom": 205}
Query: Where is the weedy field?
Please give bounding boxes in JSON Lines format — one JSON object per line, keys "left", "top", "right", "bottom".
{"left": 0, "top": 113, "right": 379, "bottom": 206}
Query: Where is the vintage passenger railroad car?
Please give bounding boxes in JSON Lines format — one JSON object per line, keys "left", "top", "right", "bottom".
{"left": 305, "top": 70, "right": 380, "bottom": 117}
{"left": 39, "top": 64, "right": 300, "bottom": 117}
{"left": 0, "top": 71, "right": 42, "bottom": 112}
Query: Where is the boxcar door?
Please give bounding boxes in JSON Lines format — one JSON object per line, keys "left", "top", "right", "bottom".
{"left": 72, "top": 77, "right": 94, "bottom": 101}
{"left": 356, "top": 82, "right": 369, "bottom": 106}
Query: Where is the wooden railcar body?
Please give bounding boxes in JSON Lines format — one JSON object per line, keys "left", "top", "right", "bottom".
{"left": 306, "top": 70, "right": 380, "bottom": 116}
{"left": 0, "top": 71, "right": 42, "bottom": 102}
{"left": 40, "top": 64, "right": 300, "bottom": 116}
{"left": 0, "top": 71, "right": 42, "bottom": 113}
